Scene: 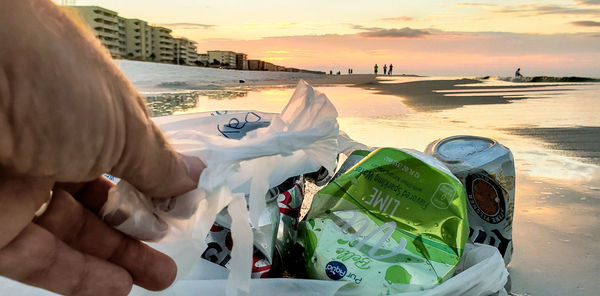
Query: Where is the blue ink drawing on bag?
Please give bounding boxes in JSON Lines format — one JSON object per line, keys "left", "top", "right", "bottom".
{"left": 217, "top": 111, "right": 270, "bottom": 139}
{"left": 211, "top": 110, "right": 228, "bottom": 116}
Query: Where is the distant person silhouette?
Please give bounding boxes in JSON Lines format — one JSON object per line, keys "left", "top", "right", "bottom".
{"left": 330, "top": 70, "right": 333, "bottom": 75}
{"left": 383, "top": 64, "right": 387, "bottom": 75}
{"left": 515, "top": 68, "right": 523, "bottom": 78}
{"left": 388, "top": 64, "right": 393, "bottom": 75}
{"left": 374, "top": 64, "right": 378, "bottom": 75}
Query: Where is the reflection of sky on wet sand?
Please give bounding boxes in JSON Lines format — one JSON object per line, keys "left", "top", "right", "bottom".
{"left": 146, "top": 80, "right": 600, "bottom": 190}
{"left": 509, "top": 174, "right": 600, "bottom": 296}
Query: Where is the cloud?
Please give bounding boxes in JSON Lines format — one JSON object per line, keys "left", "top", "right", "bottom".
{"left": 577, "top": 0, "right": 600, "bottom": 5}
{"left": 380, "top": 16, "right": 414, "bottom": 22}
{"left": 244, "top": 22, "right": 303, "bottom": 29}
{"left": 264, "top": 50, "right": 290, "bottom": 54}
{"left": 571, "top": 20, "right": 600, "bottom": 26}
{"left": 455, "top": 3, "right": 498, "bottom": 7}
{"left": 495, "top": 4, "right": 600, "bottom": 16}
{"left": 159, "top": 23, "right": 215, "bottom": 30}
{"left": 357, "top": 27, "right": 431, "bottom": 38}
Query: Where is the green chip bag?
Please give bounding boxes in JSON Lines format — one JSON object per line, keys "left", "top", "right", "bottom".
{"left": 299, "top": 148, "right": 468, "bottom": 294}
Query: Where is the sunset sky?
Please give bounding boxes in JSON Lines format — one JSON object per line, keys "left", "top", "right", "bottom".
{"left": 55, "top": 0, "right": 600, "bottom": 76}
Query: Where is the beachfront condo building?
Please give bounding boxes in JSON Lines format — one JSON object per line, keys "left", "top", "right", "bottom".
{"left": 247, "top": 60, "right": 278, "bottom": 71}
{"left": 63, "top": 6, "right": 123, "bottom": 58}
{"left": 151, "top": 27, "right": 174, "bottom": 63}
{"left": 198, "top": 54, "right": 209, "bottom": 66}
{"left": 173, "top": 37, "right": 198, "bottom": 66}
{"left": 60, "top": 5, "right": 288, "bottom": 71}
{"left": 63, "top": 5, "right": 179, "bottom": 63}
{"left": 208, "top": 51, "right": 238, "bottom": 69}
{"left": 117, "top": 16, "right": 127, "bottom": 57}
{"left": 124, "top": 18, "right": 153, "bottom": 60}
{"left": 236, "top": 53, "right": 248, "bottom": 70}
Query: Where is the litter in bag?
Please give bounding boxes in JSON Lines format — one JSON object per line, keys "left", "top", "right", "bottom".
{"left": 100, "top": 80, "right": 340, "bottom": 294}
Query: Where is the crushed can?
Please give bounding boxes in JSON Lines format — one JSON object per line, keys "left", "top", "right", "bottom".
{"left": 201, "top": 175, "right": 306, "bottom": 278}
{"left": 332, "top": 149, "right": 374, "bottom": 180}
{"left": 202, "top": 222, "right": 274, "bottom": 278}
{"left": 298, "top": 148, "right": 469, "bottom": 294}
{"left": 425, "top": 135, "right": 515, "bottom": 265}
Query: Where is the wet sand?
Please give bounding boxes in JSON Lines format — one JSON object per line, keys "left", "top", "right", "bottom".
{"left": 355, "top": 79, "right": 511, "bottom": 111}
{"left": 509, "top": 175, "right": 600, "bottom": 296}
{"left": 205, "top": 73, "right": 380, "bottom": 89}
{"left": 236, "top": 75, "right": 575, "bottom": 113}
{"left": 506, "top": 126, "right": 600, "bottom": 165}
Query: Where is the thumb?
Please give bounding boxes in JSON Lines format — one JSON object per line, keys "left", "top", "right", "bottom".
{"left": 108, "top": 102, "right": 205, "bottom": 198}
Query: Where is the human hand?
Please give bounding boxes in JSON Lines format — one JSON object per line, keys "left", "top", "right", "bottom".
{"left": 0, "top": 0, "right": 205, "bottom": 295}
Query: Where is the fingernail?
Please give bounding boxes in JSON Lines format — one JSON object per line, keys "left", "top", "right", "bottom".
{"left": 180, "top": 154, "right": 205, "bottom": 185}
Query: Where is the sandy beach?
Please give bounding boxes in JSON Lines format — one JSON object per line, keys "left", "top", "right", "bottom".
{"left": 4, "top": 1, "right": 600, "bottom": 295}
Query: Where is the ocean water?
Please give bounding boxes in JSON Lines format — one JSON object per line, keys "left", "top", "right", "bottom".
{"left": 143, "top": 76, "right": 600, "bottom": 296}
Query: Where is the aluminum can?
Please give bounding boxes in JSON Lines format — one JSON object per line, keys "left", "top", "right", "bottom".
{"left": 425, "top": 135, "right": 515, "bottom": 265}
{"left": 299, "top": 148, "right": 469, "bottom": 293}
{"left": 201, "top": 176, "right": 306, "bottom": 278}
{"left": 332, "top": 149, "right": 375, "bottom": 180}
{"left": 274, "top": 176, "right": 304, "bottom": 266}
{"left": 201, "top": 222, "right": 273, "bottom": 278}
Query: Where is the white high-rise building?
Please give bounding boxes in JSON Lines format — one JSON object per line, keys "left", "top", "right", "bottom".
{"left": 151, "top": 27, "right": 174, "bottom": 63}
{"left": 63, "top": 6, "right": 122, "bottom": 57}
{"left": 173, "top": 37, "right": 198, "bottom": 66}
{"left": 207, "top": 50, "right": 237, "bottom": 68}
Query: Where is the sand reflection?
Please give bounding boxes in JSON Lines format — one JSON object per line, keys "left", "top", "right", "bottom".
{"left": 145, "top": 79, "right": 600, "bottom": 191}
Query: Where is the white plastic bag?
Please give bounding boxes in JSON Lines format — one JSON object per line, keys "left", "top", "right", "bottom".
{"left": 386, "top": 243, "right": 508, "bottom": 296}
{"left": 101, "top": 80, "right": 340, "bottom": 294}
{"left": 127, "top": 243, "right": 507, "bottom": 296}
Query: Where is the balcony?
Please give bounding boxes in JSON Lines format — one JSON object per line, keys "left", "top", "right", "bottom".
{"left": 93, "top": 23, "right": 118, "bottom": 33}
{"left": 100, "top": 39, "right": 119, "bottom": 47}
{"left": 93, "top": 18, "right": 117, "bottom": 26}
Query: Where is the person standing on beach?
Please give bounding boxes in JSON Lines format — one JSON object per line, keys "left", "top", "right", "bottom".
{"left": 0, "top": 1, "right": 206, "bottom": 295}
{"left": 374, "top": 64, "right": 378, "bottom": 75}
{"left": 383, "top": 64, "right": 387, "bottom": 75}
{"left": 388, "top": 64, "right": 393, "bottom": 75}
